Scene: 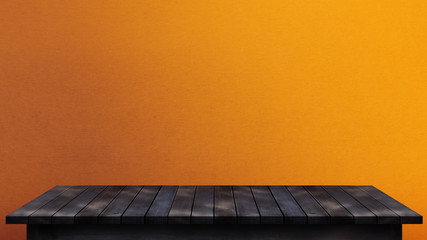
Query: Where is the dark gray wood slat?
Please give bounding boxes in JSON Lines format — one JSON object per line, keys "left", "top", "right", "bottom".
{"left": 305, "top": 186, "right": 353, "bottom": 224}
{"left": 287, "top": 186, "right": 329, "bottom": 224}
{"left": 122, "top": 186, "right": 161, "bottom": 224}
{"left": 99, "top": 186, "right": 142, "bottom": 224}
{"left": 214, "top": 186, "right": 237, "bottom": 224}
{"left": 251, "top": 186, "right": 283, "bottom": 224}
{"left": 168, "top": 186, "right": 196, "bottom": 224}
{"left": 341, "top": 186, "right": 400, "bottom": 224}
{"left": 9, "top": 185, "right": 422, "bottom": 227}
{"left": 52, "top": 186, "right": 107, "bottom": 224}
{"left": 6, "top": 186, "right": 71, "bottom": 224}
{"left": 323, "top": 186, "right": 376, "bottom": 224}
{"left": 359, "top": 185, "right": 422, "bottom": 224}
{"left": 191, "top": 186, "right": 214, "bottom": 224}
{"left": 269, "top": 186, "right": 307, "bottom": 224}
{"left": 29, "top": 186, "right": 88, "bottom": 224}
{"left": 233, "top": 186, "right": 260, "bottom": 224}
{"left": 75, "top": 186, "right": 125, "bottom": 224}
{"left": 145, "top": 186, "right": 179, "bottom": 224}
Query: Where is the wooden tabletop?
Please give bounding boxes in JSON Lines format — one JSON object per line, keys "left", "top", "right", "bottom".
{"left": 6, "top": 185, "right": 422, "bottom": 225}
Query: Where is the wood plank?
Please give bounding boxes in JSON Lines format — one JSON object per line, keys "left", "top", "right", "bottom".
{"left": 6, "top": 185, "right": 71, "bottom": 224}
{"left": 359, "top": 185, "right": 422, "bottom": 224}
{"left": 323, "top": 186, "right": 376, "bottom": 224}
{"left": 52, "top": 186, "right": 107, "bottom": 224}
{"left": 341, "top": 186, "right": 399, "bottom": 224}
{"left": 191, "top": 186, "right": 214, "bottom": 224}
{"left": 145, "top": 186, "right": 178, "bottom": 224}
{"left": 269, "top": 186, "right": 307, "bottom": 224}
{"left": 8, "top": 185, "right": 423, "bottom": 227}
{"left": 75, "top": 186, "right": 124, "bottom": 224}
{"left": 122, "top": 186, "right": 161, "bottom": 224}
{"left": 287, "top": 186, "right": 329, "bottom": 224}
{"left": 29, "top": 186, "right": 88, "bottom": 224}
{"left": 233, "top": 186, "right": 259, "bottom": 224}
{"left": 305, "top": 186, "right": 353, "bottom": 224}
{"left": 99, "top": 186, "right": 142, "bottom": 224}
{"left": 214, "top": 186, "right": 237, "bottom": 224}
{"left": 251, "top": 186, "right": 283, "bottom": 224}
{"left": 168, "top": 186, "right": 196, "bottom": 224}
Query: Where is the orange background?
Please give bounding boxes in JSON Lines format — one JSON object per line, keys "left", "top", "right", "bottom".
{"left": 1, "top": 0, "right": 426, "bottom": 239}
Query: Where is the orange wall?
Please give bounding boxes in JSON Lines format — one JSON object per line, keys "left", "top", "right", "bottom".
{"left": 1, "top": 0, "right": 426, "bottom": 239}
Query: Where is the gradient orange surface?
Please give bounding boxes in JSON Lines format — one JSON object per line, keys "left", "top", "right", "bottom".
{"left": 1, "top": 0, "right": 426, "bottom": 239}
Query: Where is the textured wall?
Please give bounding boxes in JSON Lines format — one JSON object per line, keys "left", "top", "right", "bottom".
{"left": 1, "top": 1, "right": 426, "bottom": 239}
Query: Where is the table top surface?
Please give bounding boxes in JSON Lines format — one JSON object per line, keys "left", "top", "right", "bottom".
{"left": 6, "top": 185, "right": 422, "bottom": 225}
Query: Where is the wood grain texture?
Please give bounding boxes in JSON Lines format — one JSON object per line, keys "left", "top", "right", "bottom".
{"left": 29, "top": 186, "right": 88, "bottom": 224}
{"left": 214, "top": 186, "right": 237, "bottom": 224}
{"left": 99, "top": 186, "right": 142, "bottom": 224}
{"left": 145, "top": 186, "right": 178, "bottom": 224}
{"left": 122, "top": 186, "right": 161, "bottom": 224}
{"left": 53, "top": 186, "right": 107, "bottom": 224}
{"left": 191, "top": 186, "right": 214, "bottom": 224}
{"left": 6, "top": 185, "right": 422, "bottom": 225}
{"left": 75, "top": 186, "right": 125, "bottom": 224}
{"left": 6, "top": 186, "right": 71, "bottom": 224}
{"left": 233, "top": 186, "right": 259, "bottom": 224}
{"left": 169, "top": 186, "right": 196, "bottom": 224}
{"left": 251, "top": 186, "right": 283, "bottom": 224}
{"left": 359, "top": 186, "right": 422, "bottom": 224}
{"left": 269, "top": 186, "right": 307, "bottom": 224}
{"left": 287, "top": 186, "right": 330, "bottom": 224}
{"left": 305, "top": 186, "right": 353, "bottom": 224}
{"left": 341, "top": 186, "right": 400, "bottom": 224}
{"left": 323, "top": 186, "right": 376, "bottom": 224}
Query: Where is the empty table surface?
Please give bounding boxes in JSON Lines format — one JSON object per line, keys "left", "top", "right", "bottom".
{"left": 6, "top": 185, "right": 422, "bottom": 225}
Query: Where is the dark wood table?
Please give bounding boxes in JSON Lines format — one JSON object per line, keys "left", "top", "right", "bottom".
{"left": 6, "top": 185, "right": 422, "bottom": 240}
